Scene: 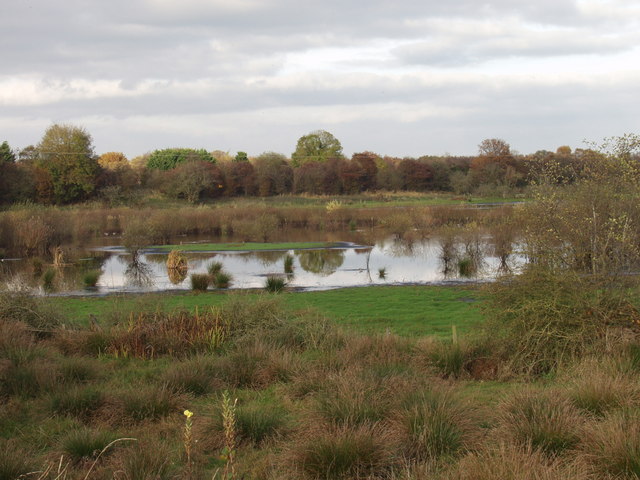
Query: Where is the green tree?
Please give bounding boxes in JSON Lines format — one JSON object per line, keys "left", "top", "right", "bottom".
{"left": 0, "top": 141, "right": 15, "bottom": 164}
{"left": 147, "top": 148, "right": 214, "bottom": 170}
{"left": 36, "top": 124, "right": 99, "bottom": 204}
{"left": 234, "top": 151, "right": 249, "bottom": 162}
{"left": 291, "top": 130, "right": 343, "bottom": 167}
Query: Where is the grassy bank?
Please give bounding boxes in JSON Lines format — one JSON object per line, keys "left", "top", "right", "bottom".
{"left": 2, "top": 287, "right": 640, "bottom": 480}
{"left": 47, "top": 285, "right": 483, "bottom": 337}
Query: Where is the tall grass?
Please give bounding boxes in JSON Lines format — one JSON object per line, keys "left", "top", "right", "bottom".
{"left": 497, "top": 388, "right": 582, "bottom": 456}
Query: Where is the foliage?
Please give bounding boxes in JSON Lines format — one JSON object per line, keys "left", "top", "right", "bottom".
{"left": 291, "top": 130, "right": 344, "bottom": 166}
{"left": 0, "top": 141, "right": 15, "bottom": 164}
{"left": 147, "top": 148, "right": 214, "bottom": 170}
{"left": 35, "top": 124, "right": 100, "bottom": 203}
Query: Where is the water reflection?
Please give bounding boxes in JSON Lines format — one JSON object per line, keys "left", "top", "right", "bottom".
{"left": 124, "top": 254, "right": 154, "bottom": 287}
{"left": 2, "top": 235, "right": 525, "bottom": 295}
{"left": 296, "top": 249, "right": 345, "bottom": 276}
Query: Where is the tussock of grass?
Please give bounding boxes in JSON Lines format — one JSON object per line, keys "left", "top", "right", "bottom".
{"left": 292, "top": 424, "right": 393, "bottom": 479}
{"left": 50, "top": 385, "right": 105, "bottom": 419}
{"left": 61, "top": 427, "right": 116, "bottom": 462}
{"left": 162, "top": 356, "right": 218, "bottom": 396}
{"left": 190, "top": 273, "right": 209, "bottom": 291}
{"left": 444, "top": 444, "right": 591, "bottom": 480}
{"left": 395, "top": 387, "right": 477, "bottom": 461}
{"left": 579, "top": 408, "right": 640, "bottom": 478}
{"left": 118, "top": 385, "right": 177, "bottom": 423}
{"left": 497, "top": 388, "right": 582, "bottom": 456}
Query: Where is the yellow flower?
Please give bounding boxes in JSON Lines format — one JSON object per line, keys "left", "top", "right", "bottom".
{"left": 184, "top": 409, "right": 193, "bottom": 418}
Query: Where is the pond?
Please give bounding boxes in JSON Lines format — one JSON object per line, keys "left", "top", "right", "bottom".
{"left": 0, "top": 235, "right": 523, "bottom": 296}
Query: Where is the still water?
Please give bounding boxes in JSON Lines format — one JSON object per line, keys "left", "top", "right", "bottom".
{"left": 0, "top": 236, "right": 521, "bottom": 295}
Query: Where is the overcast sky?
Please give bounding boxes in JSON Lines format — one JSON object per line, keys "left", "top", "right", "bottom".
{"left": 1, "top": 0, "right": 639, "bottom": 158}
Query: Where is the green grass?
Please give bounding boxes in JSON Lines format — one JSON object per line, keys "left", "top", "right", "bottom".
{"left": 148, "top": 241, "right": 346, "bottom": 252}
{"left": 46, "top": 285, "right": 483, "bottom": 337}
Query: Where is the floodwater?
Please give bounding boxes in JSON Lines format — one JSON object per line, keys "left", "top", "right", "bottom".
{"left": 0, "top": 234, "right": 523, "bottom": 296}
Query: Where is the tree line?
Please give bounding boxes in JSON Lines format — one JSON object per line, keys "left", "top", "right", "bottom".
{"left": 0, "top": 125, "right": 636, "bottom": 205}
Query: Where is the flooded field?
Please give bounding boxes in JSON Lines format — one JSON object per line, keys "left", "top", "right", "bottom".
{"left": 0, "top": 233, "right": 522, "bottom": 295}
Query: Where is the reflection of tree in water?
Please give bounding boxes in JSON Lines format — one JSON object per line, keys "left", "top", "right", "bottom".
{"left": 125, "top": 254, "right": 154, "bottom": 287}
{"left": 254, "top": 250, "right": 287, "bottom": 266}
{"left": 296, "top": 249, "right": 344, "bottom": 276}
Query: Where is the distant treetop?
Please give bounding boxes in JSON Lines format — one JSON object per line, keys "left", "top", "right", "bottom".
{"left": 147, "top": 148, "right": 214, "bottom": 170}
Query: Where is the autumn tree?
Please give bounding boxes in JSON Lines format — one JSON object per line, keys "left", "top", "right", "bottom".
{"left": 219, "top": 160, "right": 256, "bottom": 196}
{"left": 291, "top": 130, "right": 344, "bottom": 167}
{"left": 398, "top": 158, "right": 432, "bottom": 191}
{"left": 253, "top": 152, "right": 293, "bottom": 196}
{"left": 35, "top": 124, "right": 99, "bottom": 204}
{"left": 160, "top": 160, "right": 225, "bottom": 203}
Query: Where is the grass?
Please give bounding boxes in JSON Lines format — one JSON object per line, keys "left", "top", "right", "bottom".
{"left": 265, "top": 275, "right": 286, "bottom": 293}
{"left": 149, "top": 241, "right": 345, "bottom": 252}
{"left": 46, "top": 285, "right": 483, "bottom": 337}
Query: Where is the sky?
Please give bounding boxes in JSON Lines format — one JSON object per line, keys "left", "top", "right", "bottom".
{"left": 1, "top": 0, "right": 639, "bottom": 159}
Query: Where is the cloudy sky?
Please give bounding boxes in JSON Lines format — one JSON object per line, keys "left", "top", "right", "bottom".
{"left": 1, "top": 0, "right": 639, "bottom": 158}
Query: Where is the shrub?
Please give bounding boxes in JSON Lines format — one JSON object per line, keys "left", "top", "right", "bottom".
{"left": 497, "top": 388, "right": 582, "bottom": 456}
{"left": 83, "top": 269, "right": 101, "bottom": 288}
{"left": 265, "top": 275, "right": 286, "bottom": 293}
{"left": 481, "top": 266, "right": 629, "bottom": 375}
{"left": 166, "top": 250, "right": 187, "bottom": 271}
{"left": 0, "top": 291, "right": 60, "bottom": 330}
{"left": 190, "top": 273, "right": 209, "bottom": 291}
{"left": 42, "top": 267, "right": 56, "bottom": 291}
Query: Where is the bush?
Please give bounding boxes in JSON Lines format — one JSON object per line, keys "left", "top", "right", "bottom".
{"left": 83, "top": 269, "right": 101, "bottom": 288}
{"left": 481, "top": 266, "right": 631, "bottom": 375}
{"left": 190, "top": 273, "right": 209, "bottom": 291}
